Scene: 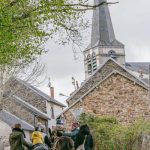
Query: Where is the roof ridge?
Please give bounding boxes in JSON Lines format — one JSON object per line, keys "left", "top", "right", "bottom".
{"left": 16, "top": 78, "right": 66, "bottom": 107}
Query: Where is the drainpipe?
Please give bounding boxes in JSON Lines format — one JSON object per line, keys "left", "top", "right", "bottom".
{"left": 33, "top": 115, "right": 36, "bottom": 127}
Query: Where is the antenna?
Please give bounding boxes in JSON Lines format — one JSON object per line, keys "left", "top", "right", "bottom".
{"left": 72, "top": 77, "right": 76, "bottom": 90}
{"left": 48, "top": 77, "right": 51, "bottom": 88}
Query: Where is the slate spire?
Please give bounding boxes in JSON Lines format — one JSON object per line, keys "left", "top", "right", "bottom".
{"left": 90, "top": 0, "right": 124, "bottom": 48}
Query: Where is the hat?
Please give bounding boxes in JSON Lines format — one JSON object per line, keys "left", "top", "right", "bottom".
{"left": 56, "top": 119, "right": 64, "bottom": 125}
{"left": 14, "top": 123, "right": 21, "bottom": 129}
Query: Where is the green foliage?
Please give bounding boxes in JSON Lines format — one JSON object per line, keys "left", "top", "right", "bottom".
{"left": 79, "top": 113, "right": 150, "bottom": 150}
{"left": 0, "top": 0, "right": 89, "bottom": 65}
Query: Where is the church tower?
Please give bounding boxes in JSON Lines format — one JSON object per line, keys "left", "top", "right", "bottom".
{"left": 84, "top": 0, "right": 125, "bottom": 79}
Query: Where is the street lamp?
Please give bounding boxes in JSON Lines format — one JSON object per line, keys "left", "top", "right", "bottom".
{"left": 59, "top": 93, "right": 69, "bottom": 98}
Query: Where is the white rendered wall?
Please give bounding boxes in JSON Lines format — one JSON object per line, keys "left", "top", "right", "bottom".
{"left": 46, "top": 102, "right": 63, "bottom": 129}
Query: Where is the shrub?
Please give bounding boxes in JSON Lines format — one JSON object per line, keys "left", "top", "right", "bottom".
{"left": 79, "top": 113, "right": 150, "bottom": 150}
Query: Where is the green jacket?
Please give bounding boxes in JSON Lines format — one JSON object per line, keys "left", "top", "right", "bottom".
{"left": 9, "top": 128, "right": 32, "bottom": 150}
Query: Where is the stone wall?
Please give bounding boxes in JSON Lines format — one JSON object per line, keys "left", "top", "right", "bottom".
{"left": 63, "top": 73, "right": 149, "bottom": 128}
{"left": 3, "top": 97, "right": 35, "bottom": 125}
{"left": 68, "top": 60, "right": 147, "bottom": 106}
{"left": 3, "top": 97, "right": 47, "bottom": 126}
{"left": 4, "top": 78, "right": 47, "bottom": 113}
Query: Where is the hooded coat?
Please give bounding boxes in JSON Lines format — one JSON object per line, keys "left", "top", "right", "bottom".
{"left": 9, "top": 128, "right": 31, "bottom": 150}
{"left": 74, "top": 125, "right": 93, "bottom": 150}
{"left": 31, "top": 131, "right": 44, "bottom": 145}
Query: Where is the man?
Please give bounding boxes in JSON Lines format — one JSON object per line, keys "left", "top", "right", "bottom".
{"left": 52, "top": 119, "right": 65, "bottom": 144}
{"left": 63, "top": 122, "right": 80, "bottom": 142}
{"left": 9, "top": 123, "right": 32, "bottom": 150}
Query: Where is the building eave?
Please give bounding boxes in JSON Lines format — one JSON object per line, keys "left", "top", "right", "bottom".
{"left": 15, "top": 78, "right": 66, "bottom": 107}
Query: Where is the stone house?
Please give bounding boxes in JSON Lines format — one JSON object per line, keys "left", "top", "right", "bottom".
{"left": 58, "top": 58, "right": 149, "bottom": 129}
{"left": 0, "top": 77, "right": 65, "bottom": 148}
{"left": 58, "top": 0, "right": 150, "bottom": 130}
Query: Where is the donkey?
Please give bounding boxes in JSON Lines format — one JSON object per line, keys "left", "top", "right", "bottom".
{"left": 53, "top": 136, "right": 74, "bottom": 150}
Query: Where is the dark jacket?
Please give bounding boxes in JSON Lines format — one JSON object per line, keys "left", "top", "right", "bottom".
{"left": 9, "top": 128, "right": 32, "bottom": 150}
{"left": 74, "top": 125, "right": 93, "bottom": 150}
{"left": 63, "top": 128, "right": 79, "bottom": 142}
{"left": 44, "top": 135, "right": 51, "bottom": 148}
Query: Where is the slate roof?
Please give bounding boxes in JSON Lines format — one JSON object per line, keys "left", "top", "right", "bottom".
{"left": 12, "top": 95, "right": 50, "bottom": 120}
{"left": 86, "top": 0, "right": 124, "bottom": 50}
{"left": 125, "top": 62, "right": 150, "bottom": 74}
{"left": 0, "top": 110, "right": 34, "bottom": 131}
{"left": 16, "top": 78, "right": 66, "bottom": 107}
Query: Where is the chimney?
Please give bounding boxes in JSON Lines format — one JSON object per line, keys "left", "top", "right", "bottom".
{"left": 50, "top": 87, "right": 54, "bottom": 99}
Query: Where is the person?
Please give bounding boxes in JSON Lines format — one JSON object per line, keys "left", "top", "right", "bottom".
{"left": 74, "top": 124, "right": 93, "bottom": 150}
{"left": 31, "top": 127, "right": 48, "bottom": 150}
{"left": 51, "top": 119, "right": 65, "bottom": 144}
{"left": 63, "top": 122, "right": 80, "bottom": 142}
{"left": 9, "top": 123, "right": 32, "bottom": 150}
{"left": 41, "top": 127, "right": 51, "bottom": 149}
{"left": 53, "top": 136, "right": 74, "bottom": 150}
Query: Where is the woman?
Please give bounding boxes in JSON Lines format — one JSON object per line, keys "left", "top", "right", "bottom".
{"left": 32, "top": 127, "right": 48, "bottom": 150}
{"left": 74, "top": 125, "right": 93, "bottom": 150}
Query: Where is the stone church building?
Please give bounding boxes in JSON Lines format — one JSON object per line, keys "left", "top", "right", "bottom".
{"left": 58, "top": 0, "right": 150, "bottom": 130}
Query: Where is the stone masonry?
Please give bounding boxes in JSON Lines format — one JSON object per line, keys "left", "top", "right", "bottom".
{"left": 63, "top": 72, "right": 149, "bottom": 129}
{"left": 3, "top": 95, "right": 47, "bottom": 126}
{"left": 4, "top": 78, "right": 47, "bottom": 113}
{"left": 3, "top": 97, "right": 34, "bottom": 125}
{"left": 67, "top": 59, "right": 147, "bottom": 106}
{"left": 2, "top": 78, "right": 48, "bottom": 127}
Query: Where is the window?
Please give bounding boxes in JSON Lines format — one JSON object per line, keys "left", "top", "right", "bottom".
{"left": 87, "top": 54, "right": 92, "bottom": 74}
{"left": 51, "top": 106, "right": 55, "bottom": 119}
{"left": 92, "top": 52, "right": 97, "bottom": 72}
{"left": 87, "top": 53, "right": 97, "bottom": 75}
{"left": 108, "top": 50, "right": 117, "bottom": 59}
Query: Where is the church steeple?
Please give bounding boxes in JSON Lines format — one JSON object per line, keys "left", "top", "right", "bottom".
{"left": 90, "top": 0, "right": 124, "bottom": 48}
{"left": 84, "top": 0, "right": 125, "bottom": 79}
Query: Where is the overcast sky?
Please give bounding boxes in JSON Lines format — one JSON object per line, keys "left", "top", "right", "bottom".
{"left": 37, "top": 0, "right": 150, "bottom": 105}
